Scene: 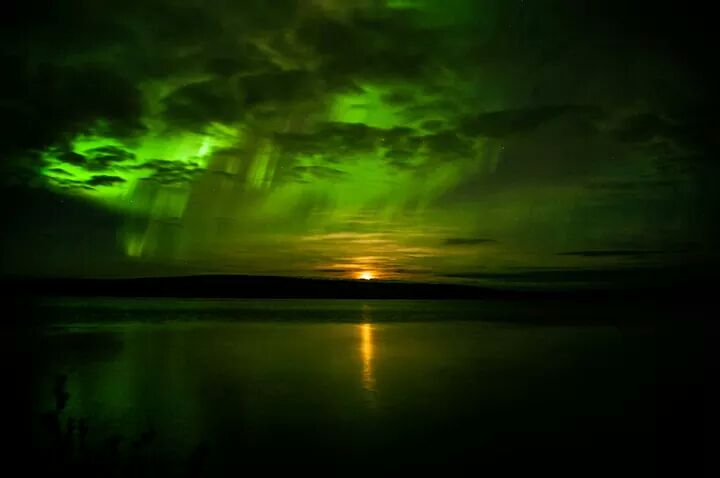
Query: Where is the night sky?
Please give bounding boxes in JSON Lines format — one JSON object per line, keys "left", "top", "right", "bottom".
{"left": 1, "top": 1, "right": 717, "bottom": 288}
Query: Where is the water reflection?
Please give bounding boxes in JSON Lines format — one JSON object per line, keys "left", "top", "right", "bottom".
{"left": 28, "top": 301, "right": 670, "bottom": 475}
{"left": 359, "top": 303, "right": 377, "bottom": 405}
{"left": 360, "top": 323, "right": 376, "bottom": 395}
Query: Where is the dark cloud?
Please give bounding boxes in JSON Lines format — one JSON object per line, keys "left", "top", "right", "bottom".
{"left": 584, "top": 180, "right": 680, "bottom": 193}
{"left": 612, "top": 113, "right": 674, "bottom": 144}
{"left": 291, "top": 166, "right": 346, "bottom": 182}
{"left": 296, "top": 11, "right": 444, "bottom": 84}
{"left": 242, "top": 70, "right": 319, "bottom": 107}
{"left": 86, "top": 175, "right": 126, "bottom": 187}
{"left": 272, "top": 118, "right": 509, "bottom": 174}
{"left": 442, "top": 267, "right": 690, "bottom": 286}
{"left": 611, "top": 107, "right": 717, "bottom": 168}
{"left": 163, "top": 68, "right": 324, "bottom": 129}
{"left": 162, "top": 79, "right": 246, "bottom": 130}
{"left": 55, "top": 152, "right": 87, "bottom": 166}
{"left": 2, "top": 0, "right": 719, "bottom": 280}
{"left": 205, "top": 50, "right": 275, "bottom": 78}
{"left": 381, "top": 90, "right": 416, "bottom": 106}
{"left": 444, "top": 238, "right": 497, "bottom": 246}
{"left": 47, "top": 146, "right": 137, "bottom": 173}
{"left": 46, "top": 177, "right": 94, "bottom": 191}
{"left": 47, "top": 168, "right": 72, "bottom": 176}
{"left": 556, "top": 250, "right": 670, "bottom": 258}
{"left": 461, "top": 106, "right": 596, "bottom": 138}
{"left": 0, "top": 0, "right": 321, "bottom": 174}
{"left": 134, "top": 160, "right": 204, "bottom": 185}
{"left": 420, "top": 132, "right": 474, "bottom": 159}
{"left": 85, "top": 146, "right": 135, "bottom": 162}
{"left": 420, "top": 120, "right": 446, "bottom": 132}
{"left": 274, "top": 121, "right": 484, "bottom": 168}
{"left": 383, "top": 150, "right": 416, "bottom": 169}
{"left": 314, "top": 268, "right": 350, "bottom": 274}
{"left": 0, "top": 61, "right": 144, "bottom": 167}
{"left": 275, "top": 122, "right": 418, "bottom": 160}
{"left": 84, "top": 146, "right": 137, "bottom": 171}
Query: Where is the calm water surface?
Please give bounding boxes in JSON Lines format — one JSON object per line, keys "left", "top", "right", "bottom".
{"left": 28, "top": 299, "right": 700, "bottom": 475}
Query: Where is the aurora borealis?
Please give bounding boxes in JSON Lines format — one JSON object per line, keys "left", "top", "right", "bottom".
{"left": 1, "top": 0, "right": 717, "bottom": 287}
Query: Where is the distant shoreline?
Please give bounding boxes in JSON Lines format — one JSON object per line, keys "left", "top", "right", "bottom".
{"left": 0, "top": 274, "right": 698, "bottom": 301}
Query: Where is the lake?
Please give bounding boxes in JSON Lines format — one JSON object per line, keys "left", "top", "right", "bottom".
{"left": 25, "top": 298, "right": 703, "bottom": 476}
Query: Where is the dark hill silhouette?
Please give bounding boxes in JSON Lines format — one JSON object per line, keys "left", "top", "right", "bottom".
{"left": 4, "top": 275, "right": 506, "bottom": 299}
{"left": 0, "top": 273, "right": 704, "bottom": 302}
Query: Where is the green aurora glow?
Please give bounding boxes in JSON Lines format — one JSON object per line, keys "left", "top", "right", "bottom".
{"left": 1, "top": 0, "right": 717, "bottom": 286}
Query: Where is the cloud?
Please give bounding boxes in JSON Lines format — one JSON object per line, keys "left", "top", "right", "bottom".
{"left": 86, "top": 175, "right": 126, "bottom": 187}
{"left": 242, "top": 69, "right": 320, "bottom": 107}
{"left": 444, "top": 238, "right": 497, "bottom": 246}
{"left": 584, "top": 179, "right": 680, "bottom": 193}
{"left": 161, "top": 79, "right": 246, "bottom": 130}
{"left": 383, "top": 149, "right": 416, "bottom": 169}
{"left": 161, "top": 69, "right": 322, "bottom": 130}
{"left": 556, "top": 250, "right": 669, "bottom": 258}
{"left": 204, "top": 44, "right": 276, "bottom": 77}
{"left": 290, "top": 165, "right": 346, "bottom": 181}
{"left": 2, "top": 0, "right": 718, "bottom": 280}
{"left": 55, "top": 152, "right": 87, "bottom": 165}
{"left": 381, "top": 90, "right": 416, "bottom": 106}
{"left": 42, "top": 145, "right": 138, "bottom": 180}
{"left": 1, "top": 60, "right": 144, "bottom": 151}
{"left": 612, "top": 113, "right": 674, "bottom": 144}
{"left": 420, "top": 131, "right": 475, "bottom": 159}
{"left": 47, "top": 168, "right": 72, "bottom": 176}
{"left": 133, "top": 160, "right": 204, "bottom": 185}
{"left": 275, "top": 122, "right": 420, "bottom": 161}
{"left": 83, "top": 146, "right": 137, "bottom": 171}
{"left": 442, "top": 267, "right": 687, "bottom": 286}
{"left": 420, "top": 120, "right": 446, "bottom": 132}
{"left": 461, "top": 106, "right": 597, "bottom": 138}
{"left": 296, "top": 11, "right": 444, "bottom": 83}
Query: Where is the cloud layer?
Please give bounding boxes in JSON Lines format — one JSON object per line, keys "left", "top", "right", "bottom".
{"left": 1, "top": 1, "right": 716, "bottom": 283}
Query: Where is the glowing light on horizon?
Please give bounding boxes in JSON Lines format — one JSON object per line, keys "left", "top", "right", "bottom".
{"left": 358, "top": 271, "right": 375, "bottom": 280}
